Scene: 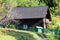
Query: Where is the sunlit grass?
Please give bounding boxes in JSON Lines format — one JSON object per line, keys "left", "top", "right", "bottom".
{"left": 0, "top": 35, "right": 16, "bottom": 40}
{"left": 0, "top": 28, "right": 40, "bottom": 40}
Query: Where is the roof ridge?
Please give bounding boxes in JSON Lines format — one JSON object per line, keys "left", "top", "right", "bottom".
{"left": 14, "top": 6, "right": 48, "bottom": 8}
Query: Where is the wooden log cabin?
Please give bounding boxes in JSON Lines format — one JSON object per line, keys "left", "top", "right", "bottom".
{"left": 10, "top": 6, "right": 51, "bottom": 31}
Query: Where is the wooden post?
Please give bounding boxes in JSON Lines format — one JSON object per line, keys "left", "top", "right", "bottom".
{"left": 43, "top": 18, "right": 46, "bottom": 29}
{"left": 43, "top": 18, "right": 46, "bottom": 33}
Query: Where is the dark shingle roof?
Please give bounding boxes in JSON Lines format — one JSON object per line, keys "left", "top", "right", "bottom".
{"left": 10, "top": 6, "right": 49, "bottom": 19}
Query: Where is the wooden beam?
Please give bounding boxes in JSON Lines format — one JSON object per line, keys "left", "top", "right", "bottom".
{"left": 43, "top": 18, "right": 46, "bottom": 29}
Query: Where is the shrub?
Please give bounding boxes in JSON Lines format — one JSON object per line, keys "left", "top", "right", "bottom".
{"left": 47, "top": 16, "right": 60, "bottom": 29}
{"left": 54, "top": 26, "right": 60, "bottom": 40}
{"left": 8, "top": 25, "right": 16, "bottom": 29}
{"left": 46, "top": 26, "right": 60, "bottom": 40}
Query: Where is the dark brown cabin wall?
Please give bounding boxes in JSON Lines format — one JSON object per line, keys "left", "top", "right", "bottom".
{"left": 32, "top": 19, "right": 43, "bottom": 27}
{"left": 15, "top": 18, "right": 43, "bottom": 27}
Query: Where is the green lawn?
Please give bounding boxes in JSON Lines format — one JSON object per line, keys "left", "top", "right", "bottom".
{"left": 0, "top": 28, "right": 41, "bottom": 40}
{"left": 0, "top": 28, "right": 56, "bottom": 40}
{"left": 0, "top": 28, "right": 58, "bottom": 40}
{"left": 0, "top": 35, "right": 16, "bottom": 40}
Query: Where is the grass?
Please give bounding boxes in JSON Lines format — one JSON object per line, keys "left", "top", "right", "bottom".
{"left": 0, "top": 28, "right": 58, "bottom": 40}
{"left": 0, "top": 35, "right": 16, "bottom": 40}
{"left": 0, "top": 28, "right": 41, "bottom": 40}
{"left": 0, "top": 28, "right": 56, "bottom": 40}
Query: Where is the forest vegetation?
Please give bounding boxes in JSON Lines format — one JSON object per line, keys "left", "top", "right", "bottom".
{"left": 0, "top": 0, "right": 60, "bottom": 29}
{"left": 0, "top": 0, "right": 60, "bottom": 40}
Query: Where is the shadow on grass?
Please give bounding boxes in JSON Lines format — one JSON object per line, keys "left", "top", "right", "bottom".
{"left": 36, "top": 32, "right": 47, "bottom": 38}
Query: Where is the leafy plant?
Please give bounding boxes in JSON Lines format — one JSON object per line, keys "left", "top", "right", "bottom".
{"left": 47, "top": 33, "right": 56, "bottom": 40}
{"left": 8, "top": 25, "right": 16, "bottom": 29}
{"left": 47, "top": 16, "right": 60, "bottom": 29}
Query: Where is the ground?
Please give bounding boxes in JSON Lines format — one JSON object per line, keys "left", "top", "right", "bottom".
{"left": 0, "top": 28, "right": 41, "bottom": 40}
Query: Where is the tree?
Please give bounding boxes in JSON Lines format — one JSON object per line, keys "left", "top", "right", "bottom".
{"left": 16, "top": 0, "right": 38, "bottom": 7}
{"left": 0, "top": 0, "right": 17, "bottom": 16}
{"left": 56, "top": 0, "right": 60, "bottom": 16}
{"left": 0, "top": 0, "right": 3, "bottom": 13}
{"left": 0, "top": 0, "right": 59, "bottom": 16}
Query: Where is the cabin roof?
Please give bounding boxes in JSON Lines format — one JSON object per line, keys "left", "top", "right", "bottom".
{"left": 10, "top": 6, "right": 49, "bottom": 19}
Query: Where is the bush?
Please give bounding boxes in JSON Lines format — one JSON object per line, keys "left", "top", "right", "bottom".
{"left": 47, "top": 16, "right": 60, "bottom": 29}
{"left": 47, "top": 33, "right": 56, "bottom": 40}
{"left": 46, "top": 26, "right": 60, "bottom": 40}
{"left": 54, "top": 26, "right": 60, "bottom": 40}
{"left": 8, "top": 25, "right": 16, "bottom": 29}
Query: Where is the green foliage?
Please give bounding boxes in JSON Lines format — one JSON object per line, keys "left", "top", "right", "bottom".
{"left": 54, "top": 26, "right": 60, "bottom": 40}
{"left": 46, "top": 26, "right": 60, "bottom": 40}
{"left": 16, "top": 0, "right": 46, "bottom": 7}
{"left": 50, "top": 0, "right": 60, "bottom": 16}
{"left": 0, "top": 0, "right": 17, "bottom": 15}
{"left": 47, "top": 16, "right": 60, "bottom": 29}
{"left": 47, "top": 33, "right": 56, "bottom": 40}
{"left": 8, "top": 25, "right": 16, "bottom": 29}
{"left": 46, "top": 16, "right": 60, "bottom": 40}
